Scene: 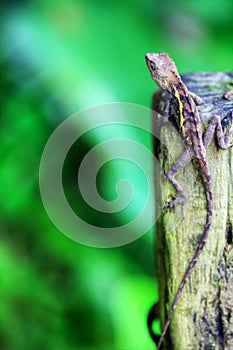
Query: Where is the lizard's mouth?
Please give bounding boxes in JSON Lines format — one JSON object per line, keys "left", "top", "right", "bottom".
{"left": 145, "top": 54, "right": 151, "bottom": 68}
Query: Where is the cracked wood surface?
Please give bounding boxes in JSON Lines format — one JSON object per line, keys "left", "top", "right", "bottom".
{"left": 153, "top": 72, "right": 233, "bottom": 350}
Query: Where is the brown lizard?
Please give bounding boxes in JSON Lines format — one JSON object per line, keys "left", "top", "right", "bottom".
{"left": 145, "top": 52, "right": 233, "bottom": 349}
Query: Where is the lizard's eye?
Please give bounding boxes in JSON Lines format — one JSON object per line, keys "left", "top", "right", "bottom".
{"left": 150, "top": 62, "right": 156, "bottom": 71}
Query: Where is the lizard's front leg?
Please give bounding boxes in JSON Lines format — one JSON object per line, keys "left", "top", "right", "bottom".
{"left": 167, "top": 147, "right": 194, "bottom": 209}
{"left": 203, "top": 112, "right": 233, "bottom": 149}
{"left": 189, "top": 91, "right": 204, "bottom": 105}
{"left": 163, "top": 92, "right": 171, "bottom": 121}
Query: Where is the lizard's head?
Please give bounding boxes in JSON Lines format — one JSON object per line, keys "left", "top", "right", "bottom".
{"left": 145, "top": 52, "right": 181, "bottom": 91}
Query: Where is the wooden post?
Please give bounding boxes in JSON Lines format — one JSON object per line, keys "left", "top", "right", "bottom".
{"left": 153, "top": 72, "right": 233, "bottom": 349}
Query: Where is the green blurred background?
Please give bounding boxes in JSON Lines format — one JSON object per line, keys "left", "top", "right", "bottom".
{"left": 1, "top": 0, "right": 233, "bottom": 349}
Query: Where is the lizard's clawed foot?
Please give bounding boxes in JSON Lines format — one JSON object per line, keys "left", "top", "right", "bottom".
{"left": 161, "top": 195, "right": 179, "bottom": 214}
{"left": 167, "top": 195, "right": 186, "bottom": 211}
{"left": 159, "top": 204, "right": 170, "bottom": 215}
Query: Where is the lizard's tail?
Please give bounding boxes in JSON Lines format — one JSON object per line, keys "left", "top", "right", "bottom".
{"left": 157, "top": 189, "right": 212, "bottom": 349}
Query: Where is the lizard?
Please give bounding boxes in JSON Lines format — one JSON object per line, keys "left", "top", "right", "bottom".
{"left": 223, "top": 90, "right": 233, "bottom": 100}
{"left": 145, "top": 52, "right": 233, "bottom": 349}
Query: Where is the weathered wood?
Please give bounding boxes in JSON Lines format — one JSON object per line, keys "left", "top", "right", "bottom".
{"left": 153, "top": 72, "right": 233, "bottom": 349}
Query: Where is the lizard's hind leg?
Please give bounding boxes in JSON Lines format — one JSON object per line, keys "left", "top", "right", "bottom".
{"left": 167, "top": 148, "right": 193, "bottom": 209}
{"left": 203, "top": 112, "right": 233, "bottom": 149}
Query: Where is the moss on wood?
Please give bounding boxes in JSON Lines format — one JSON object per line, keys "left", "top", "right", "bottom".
{"left": 153, "top": 72, "right": 233, "bottom": 350}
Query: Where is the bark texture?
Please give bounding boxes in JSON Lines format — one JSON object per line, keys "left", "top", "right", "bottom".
{"left": 153, "top": 72, "right": 233, "bottom": 350}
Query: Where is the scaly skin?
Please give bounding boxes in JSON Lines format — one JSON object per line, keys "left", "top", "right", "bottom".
{"left": 145, "top": 52, "right": 233, "bottom": 349}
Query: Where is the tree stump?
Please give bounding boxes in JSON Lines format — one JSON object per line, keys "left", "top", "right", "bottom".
{"left": 153, "top": 72, "right": 233, "bottom": 350}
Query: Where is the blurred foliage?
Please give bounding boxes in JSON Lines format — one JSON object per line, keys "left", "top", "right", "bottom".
{"left": 1, "top": 0, "right": 233, "bottom": 349}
